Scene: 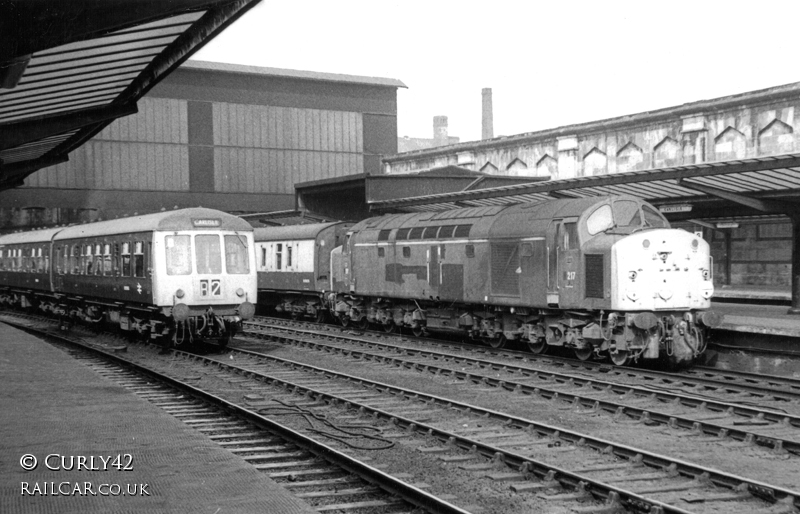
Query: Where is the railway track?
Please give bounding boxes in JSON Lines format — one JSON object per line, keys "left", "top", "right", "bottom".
{"left": 5, "top": 310, "right": 800, "bottom": 513}
{"left": 251, "top": 317, "right": 800, "bottom": 404}
{"left": 242, "top": 319, "right": 800, "bottom": 457}
{"left": 0, "top": 312, "right": 470, "bottom": 514}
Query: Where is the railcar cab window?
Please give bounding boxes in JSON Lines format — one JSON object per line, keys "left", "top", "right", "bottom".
{"left": 195, "top": 235, "right": 221, "bottom": 274}
{"left": 587, "top": 205, "right": 613, "bottom": 235}
{"left": 165, "top": 235, "right": 192, "bottom": 275}
{"left": 224, "top": 235, "right": 250, "bottom": 274}
{"left": 586, "top": 200, "right": 667, "bottom": 236}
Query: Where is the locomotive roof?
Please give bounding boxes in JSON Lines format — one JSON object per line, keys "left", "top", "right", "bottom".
{"left": 352, "top": 196, "right": 619, "bottom": 232}
{"left": 253, "top": 222, "right": 346, "bottom": 242}
{"left": 0, "top": 209, "right": 252, "bottom": 245}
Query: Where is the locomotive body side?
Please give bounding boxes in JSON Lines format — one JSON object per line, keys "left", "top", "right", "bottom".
{"left": 328, "top": 195, "right": 721, "bottom": 366}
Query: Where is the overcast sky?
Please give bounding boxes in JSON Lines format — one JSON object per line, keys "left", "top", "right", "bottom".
{"left": 192, "top": 0, "right": 800, "bottom": 143}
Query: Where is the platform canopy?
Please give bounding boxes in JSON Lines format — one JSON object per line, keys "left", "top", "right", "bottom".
{"left": 370, "top": 152, "right": 800, "bottom": 220}
{"left": 0, "top": 0, "right": 261, "bottom": 192}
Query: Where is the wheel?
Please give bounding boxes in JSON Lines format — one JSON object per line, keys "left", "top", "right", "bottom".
{"left": 573, "top": 346, "right": 594, "bottom": 361}
{"left": 487, "top": 335, "right": 507, "bottom": 349}
{"left": 315, "top": 310, "right": 328, "bottom": 324}
{"left": 609, "top": 350, "right": 631, "bottom": 366}
{"left": 356, "top": 317, "right": 370, "bottom": 330}
{"left": 339, "top": 315, "right": 350, "bottom": 328}
{"left": 412, "top": 325, "right": 424, "bottom": 337}
{"left": 527, "top": 337, "right": 548, "bottom": 355}
{"left": 383, "top": 321, "right": 395, "bottom": 333}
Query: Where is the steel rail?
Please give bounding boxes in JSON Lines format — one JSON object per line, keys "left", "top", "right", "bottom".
{"left": 251, "top": 317, "right": 800, "bottom": 402}
{"left": 1, "top": 315, "right": 472, "bottom": 514}
{"left": 187, "top": 342, "right": 800, "bottom": 513}
{"left": 241, "top": 323, "right": 800, "bottom": 456}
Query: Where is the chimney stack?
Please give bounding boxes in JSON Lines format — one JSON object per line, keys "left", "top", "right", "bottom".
{"left": 433, "top": 115, "right": 448, "bottom": 147}
{"left": 482, "top": 88, "right": 493, "bottom": 140}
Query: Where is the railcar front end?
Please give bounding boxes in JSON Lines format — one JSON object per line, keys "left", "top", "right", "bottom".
{"left": 155, "top": 227, "right": 256, "bottom": 347}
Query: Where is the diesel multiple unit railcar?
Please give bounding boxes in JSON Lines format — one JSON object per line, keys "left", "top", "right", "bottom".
{"left": 0, "top": 208, "right": 257, "bottom": 346}
{"left": 255, "top": 195, "right": 721, "bottom": 367}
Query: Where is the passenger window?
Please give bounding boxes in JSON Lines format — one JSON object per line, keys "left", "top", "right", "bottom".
{"left": 276, "top": 243, "right": 283, "bottom": 270}
{"left": 133, "top": 242, "right": 145, "bottom": 277}
{"left": 94, "top": 244, "right": 103, "bottom": 275}
{"left": 71, "top": 245, "right": 79, "bottom": 274}
{"left": 165, "top": 235, "right": 192, "bottom": 275}
{"left": 84, "top": 245, "right": 92, "bottom": 275}
{"left": 103, "top": 244, "right": 112, "bottom": 276}
{"left": 224, "top": 235, "right": 250, "bottom": 274}
{"left": 195, "top": 235, "right": 221, "bottom": 274}
{"left": 260, "top": 246, "right": 267, "bottom": 268}
{"left": 287, "top": 244, "right": 293, "bottom": 268}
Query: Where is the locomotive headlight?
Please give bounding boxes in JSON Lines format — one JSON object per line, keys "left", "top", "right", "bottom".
{"left": 691, "top": 239, "right": 699, "bottom": 250}
{"left": 175, "top": 289, "right": 185, "bottom": 299}
{"left": 642, "top": 239, "right": 650, "bottom": 248}
{"left": 236, "top": 288, "right": 245, "bottom": 297}
{"left": 628, "top": 271, "right": 637, "bottom": 280}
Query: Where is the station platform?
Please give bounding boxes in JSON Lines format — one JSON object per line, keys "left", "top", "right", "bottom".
{"left": 0, "top": 322, "right": 317, "bottom": 514}
{"left": 713, "top": 301, "right": 800, "bottom": 339}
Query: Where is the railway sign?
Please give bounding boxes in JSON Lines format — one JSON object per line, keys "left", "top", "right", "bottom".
{"left": 658, "top": 204, "right": 692, "bottom": 213}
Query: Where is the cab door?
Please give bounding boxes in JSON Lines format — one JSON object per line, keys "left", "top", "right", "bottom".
{"left": 556, "top": 220, "right": 580, "bottom": 307}
{"left": 546, "top": 221, "right": 560, "bottom": 306}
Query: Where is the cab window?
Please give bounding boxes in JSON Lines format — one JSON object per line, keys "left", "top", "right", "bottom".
{"left": 195, "top": 235, "right": 221, "bottom": 274}
{"left": 643, "top": 205, "right": 668, "bottom": 228}
{"left": 613, "top": 200, "right": 641, "bottom": 228}
{"left": 224, "top": 235, "right": 250, "bottom": 274}
{"left": 586, "top": 205, "right": 614, "bottom": 235}
{"left": 165, "top": 235, "right": 192, "bottom": 275}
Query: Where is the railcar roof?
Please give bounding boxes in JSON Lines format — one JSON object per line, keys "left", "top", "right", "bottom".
{"left": 253, "top": 222, "right": 345, "bottom": 242}
{"left": 0, "top": 227, "right": 65, "bottom": 245}
{"left": 52, "top": 208, "right": 252, "bottom": 241}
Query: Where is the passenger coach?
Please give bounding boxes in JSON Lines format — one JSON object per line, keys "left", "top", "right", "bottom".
{"left": 0, "top": 208, "right": 257, "bottom": 346}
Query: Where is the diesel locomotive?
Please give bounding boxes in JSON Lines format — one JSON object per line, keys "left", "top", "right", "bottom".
{"left": 0, "top": 208, "right": 257, "bottom": 346}
{"left": 255, "top": 195, "right": 721, "bottom": 367}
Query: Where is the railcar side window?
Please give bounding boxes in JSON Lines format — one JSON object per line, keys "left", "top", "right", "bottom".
{"left": 133, "top": 241, "right": 145, "bottom": 278}
{"left": 275, "top": 243, "right": 283, "bottom": 270}
{"left": 37, "top": 248, "right": 44, "bottom": 273}
{"left": 642, "top": 205, "right": 668, "bottom": 228}
{"left": 224, "top": 235, "right": 250, "bottom": 274}
{"left": 613, "top": 200, "right": 640, "bottom": 228}
{"left": 165, "top": 235, "right": 192, "bottom": 275}
{"left": 402, "top": 246, "right": 410, "bottom": 258}
{"left": 84, "top": 245, "right": 93, "bottom": 275}
{"left": 378, "top": 247, "right": 385, "bottom": 257}
{"left": 71, "top": 245, "right": 79, "bottom": 274}
{"left": 587, "top": 205, "right": 614, "bottom": 235}
{"left": 195, "top": 235, "right": 221, "bottom": 274}
{"left": 286, "top": 244, "right": 293, "bottom": 268}
{"left": 121, "top": 243, "right": 131, "bottom": 276}
{"left": 465, "top": 244, "right": 475, "bottom": 258}
{"left": 260, "top": 247, "right": 267, "bottom": 268}
{"left": 103, "top": 244, "right": 112, "bottom": 276}
{"left": 94, "top": 244, "right": 102, "bottom": 275}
